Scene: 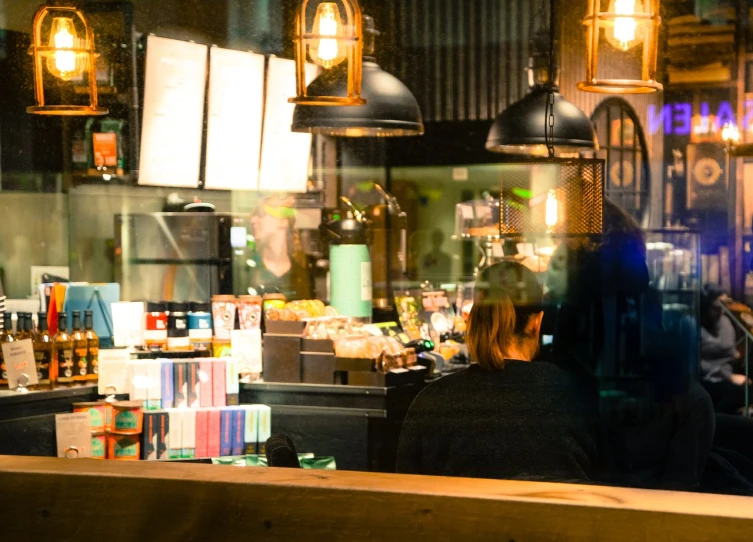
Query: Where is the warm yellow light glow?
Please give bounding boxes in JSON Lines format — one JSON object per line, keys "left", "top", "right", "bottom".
{"left": 545, "top": 190, "right": 559, "bottom": 229}
{"left": 46, "top": 17, "right": 85, "bottom": 80}
{"left": 309, "top": 2, "right": 347, "bottom": 69}
{"left": 722, "top": 122, "right": 740, "bottom": 145}
{"left": 607, "top": 0, "right": 643, "bottom": 51}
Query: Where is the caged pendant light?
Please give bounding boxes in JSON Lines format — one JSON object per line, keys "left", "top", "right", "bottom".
{"left": 495, "top": 0, "right": 604, "bottom": 238}
{"left": 289, "top": 0, "right": 365, "bottom": 107}
{"left": 27, "top": 5, "right": 108, "bottom": 116}
{"left": 577, "top": 0, "right": 662, "bottom": 94}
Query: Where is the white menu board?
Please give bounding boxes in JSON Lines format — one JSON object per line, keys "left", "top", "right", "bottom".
{"left": 138, "top": 36, "right": 208, "bottom": 188}
{"left": 258, "top": 56, "right": 319, "bottom": 193}
{"left": 204, "top": 47, "right": 266, "bottom": 191}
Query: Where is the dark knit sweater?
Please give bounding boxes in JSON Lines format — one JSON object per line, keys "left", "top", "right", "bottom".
{"left": 396, "top": 361, "right": 599, "bottom": 482}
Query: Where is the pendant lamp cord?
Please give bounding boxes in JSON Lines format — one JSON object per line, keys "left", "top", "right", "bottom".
{"left": 545, "top": 0, "right": 556, "bottom": 158}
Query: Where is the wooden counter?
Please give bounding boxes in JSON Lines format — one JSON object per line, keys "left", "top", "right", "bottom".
{"left": 0, "top": 456, "right": 752, "bottom": 541}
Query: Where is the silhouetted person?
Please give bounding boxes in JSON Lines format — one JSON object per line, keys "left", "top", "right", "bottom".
{"left": 420, "top": 229, "right": 452, "bottom": 285}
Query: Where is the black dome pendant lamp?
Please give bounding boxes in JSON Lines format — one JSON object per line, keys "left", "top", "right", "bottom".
{"left": 292, "top": 15, "right": 424, "bottom": 137}
{"left": 486, "top": 0, "right": 597, "bottom": 156}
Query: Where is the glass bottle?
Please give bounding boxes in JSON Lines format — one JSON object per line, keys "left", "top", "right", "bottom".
{"left": 0, "top": 313, "right": 14, "bottom": 389}
{"left": 71, "top": 311, "right": 89, "bottom": 383}
{"left": 15, "top": 313, "right": 31, "bottom": 341}
{"left": 34, "top": 312, "right": 54, "bottom": 390}
{"left": 54, "top": 312, "right": 74, "bottom": 387}
{"left": 84, "top": 310, "right": 99, "bottom": 383}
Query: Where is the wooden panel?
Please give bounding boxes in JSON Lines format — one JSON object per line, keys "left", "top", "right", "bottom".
{"left": 1, "top": 456, "right": 752, "bottom": 541}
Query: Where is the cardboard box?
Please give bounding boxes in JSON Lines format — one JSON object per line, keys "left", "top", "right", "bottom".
{"left": 225, "top": 358, "right": 239, "bottom": 405}
{"left": 220, "top": 408, "right": 233, "bottom": 457}
{"left": 301, "top": 353, "right": 335, "bottom": 385}
{"left": 256, "top": 404, "right": 272, "bottom": 455}
{"left": 265, "top": 320, "right": 306, "bottom": 336}
{"left": 129, "top": 360, "right": 148, "bottom": 404}
{"left": 182, "top": 409, "right": 196, "bottom": 459}
{"left": 262, "top": 335, "right": 301, "bottom": 383}
{"left": 168, "top": 410, "right": 183, "bottom": 459}
{"left": 161, "top": 360, "right": 174, "bottom": 409}
{"left": 173, "top": 362, "right": 188, "bottom": 409}
{"left": 186, "top": 360, "right": 200, "bottom": 409}
{"left": 195, "top": 409, "right": 208, "bottom": 458}
{"left": 145, "top": 360, "right": 162, "bottom": 410}
{"left": 207, "top": 408, "right": 221, "bottom": 458}
{"left": 243, "top": 405, "right": 258, "bottom": 455}
{"left": 142, "top": 412, "right": 158, "bottom": 460}
{"left": 199, "top": 360, "right": 213, "bottom": 408}
{"left": 231, "top": 408, "right": 245, "bottom": 456}
{"left": 155, "top": 410, "right": 170, "bottom": 460}
{"left": 212, "top": 360, "right": 226, "bottom": 407}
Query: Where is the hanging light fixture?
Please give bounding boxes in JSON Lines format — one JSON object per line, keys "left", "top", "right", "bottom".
{"left": 496, "top": 0, "right": 604, "bottom": 237}
{"left": 27, "top": 6, "right": 107, "bottom": 116}
{"left": 486, "top": 2, "right": 597, "bottom": 156}
{"left": 289, "top": 0, "right": 365, "bottom": 106}
{"left": 578, "top": 0, "right": 662, "bottom": 94}
{"left": 291, "top": 15, "right": 424, "bottom": 137}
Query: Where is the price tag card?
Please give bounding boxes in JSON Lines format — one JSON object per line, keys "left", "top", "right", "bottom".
{"left": 2, "top": 339, "right": 39, "bottom": 390}
{"left": 55, "top": 413, "right": 92, "bottom": 458}
{"left": 232, "top": 329, "right": 262, "bottom": 375}
{"left": 98, "top": 348, "right": 130, "bottom": 396}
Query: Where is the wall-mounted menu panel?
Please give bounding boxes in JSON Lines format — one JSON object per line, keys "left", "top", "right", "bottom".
{"left": 138, "top": 36, "right": 208, "bottom": 188}
{"left": 204, "top": 47, "right": 265, "bottom": 191}
{"left": 258, "top": 56, "right": 319, "bottom": 193}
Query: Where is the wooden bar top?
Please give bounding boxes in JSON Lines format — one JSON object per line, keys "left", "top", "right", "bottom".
{"left": 1, "top": 455, "right": 752, "bottom": 541}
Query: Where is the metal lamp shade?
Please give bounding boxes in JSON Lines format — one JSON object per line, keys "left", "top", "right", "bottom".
{"left": 292, "top": 60, "right": 424, "bottom": 137}
{"left": 486, "top": 87, "right": 597, "bottom": 156}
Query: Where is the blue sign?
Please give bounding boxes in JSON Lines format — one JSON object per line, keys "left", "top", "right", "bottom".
{"left": 648, "top": 100, "right": 753, "bottom": 136}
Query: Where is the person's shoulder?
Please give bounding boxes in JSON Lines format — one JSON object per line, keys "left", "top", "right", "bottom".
{"left": 409, "top": 366, "right": 479, "bottom": 405}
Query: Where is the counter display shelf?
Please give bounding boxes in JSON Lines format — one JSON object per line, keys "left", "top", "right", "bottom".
{"left": 240, "top": 381, "right": 425, "bottom": 472}
{"left": 0, "top": 385, "right": 128, "bottom": 457}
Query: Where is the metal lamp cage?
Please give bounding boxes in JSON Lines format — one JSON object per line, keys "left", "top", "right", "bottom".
{"left": 499, "top": 158, "right": 604, "bottom": 237}
{"left": 578, "top": 0, "right": 662, "bottom": 94}
{"left": 289, "top": 0, "right": 365, "bottom": 106}
{"left": 27, "top": 6, "right": 107, "bottom": 116}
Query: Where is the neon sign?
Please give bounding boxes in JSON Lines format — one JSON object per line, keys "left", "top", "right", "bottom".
{"left": 648, "top": 100, "right": 753, "bottom": 136}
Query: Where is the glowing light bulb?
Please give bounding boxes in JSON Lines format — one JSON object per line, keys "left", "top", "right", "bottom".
{"left": 607, "top": 0, "right": 643, "bottom": 52}
{"left": 722, "top": 122, "right": 740, "bottom": 145}
{"left": 46, "top": 17, "right": 85, "bottom": 81}
{"left": 309, "top": 3, "right": 347, "bottom": 69}
{"left": 545, "top": 190, "right": 559, "bottom": 230}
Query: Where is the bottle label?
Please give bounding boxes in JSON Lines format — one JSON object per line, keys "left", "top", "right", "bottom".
{"left": 34, "top": 350, "right": 52, "bottom": 382}
{"left": 88, "top": 347, "right": 99, "bottom": 375}
{"left": 143, "top": 330, "right": 168, "bottom": 342}
{"left": 57, "top": 348, "right": 74, "bottom": 380}
{"left": 74, "top": 347, "right": 88, "bottom": 377}
{"left": 167, "top": 336, "right": 190, "bottom": 349}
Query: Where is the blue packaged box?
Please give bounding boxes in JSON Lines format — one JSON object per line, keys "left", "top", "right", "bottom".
{"left": 220, "top": 408, "right": 233, "bottom": 457}
{"left": 231, "top": 408, "right": 245, "bottom": 456}
{"left": 161, "top": 360, "right": 174, "bottom": 409}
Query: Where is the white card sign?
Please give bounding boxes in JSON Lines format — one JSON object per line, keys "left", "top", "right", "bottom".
{"left": 204, "top": 47, "right": 266, "bottom": 191}
{"left": 258, "top": 56, "right": 319, "bottom": 193}
{"left": 138, "top": 36, "right": 208, "bottom": 188}
{"left": 231, "top": 329, "right": 262, "bottom": 375}
{"left": 97, "top": 348, "right": 130, "bottom": 396}
{"left": 55, "top": 413, "right": 93, "bottom": 458}
{"left": 2, "top": 339, "right": 39, "bottom": 390}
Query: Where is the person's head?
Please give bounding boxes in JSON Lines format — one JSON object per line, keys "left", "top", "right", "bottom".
{"left": 467, "top": 262, "right": 544, "bottom": 369}
{"left": 430, "top": 229, "right": 444, "bottom": 249}
{"left": 251, "top": 195, "right": 296, "bottom": 244}
{"left": 700, "top": 284, "right": 725, "bottom": 333}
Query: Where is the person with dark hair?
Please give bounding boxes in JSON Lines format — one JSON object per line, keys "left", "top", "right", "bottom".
{"left": 700, "top": 284, "right": 752, "bottom": 414}
{"left": 396, "top": 262, "right": 599, "bottom": 482}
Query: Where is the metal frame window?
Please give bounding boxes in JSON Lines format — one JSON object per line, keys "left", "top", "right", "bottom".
{"left": 591, "top": 98, "right": 651, "bottom": 223}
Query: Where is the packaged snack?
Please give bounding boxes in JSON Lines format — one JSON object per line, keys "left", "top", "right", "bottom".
{"left": 212, "top": 295, "right": 237, "bottom": 341}
{"left": 111, "top": 401, "right": 143, "bottom": 434}
{"left": 237, "top": 296, "right": 263, "bottom": 330}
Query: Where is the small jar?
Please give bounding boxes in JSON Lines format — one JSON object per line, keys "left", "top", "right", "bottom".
{"left": 188, "top": 301, "right": 213, "bottom": 351}
{"left": 166, "top": 302, "right": 190, "bottom": 351}
{"left": 144, "top": 302, "right": 168, "bottom": 351}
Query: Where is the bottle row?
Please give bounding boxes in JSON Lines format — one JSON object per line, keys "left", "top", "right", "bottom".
{"left": 0, "top": 311, "right": 99, "bottom": 389}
